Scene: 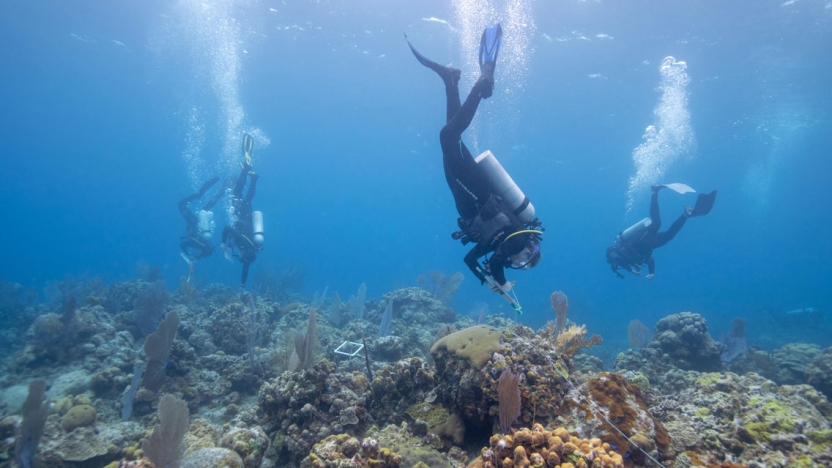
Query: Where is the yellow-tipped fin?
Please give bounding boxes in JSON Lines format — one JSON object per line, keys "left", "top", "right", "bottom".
{"left": 242, "top": 133, "right": 254, "bottom": 166}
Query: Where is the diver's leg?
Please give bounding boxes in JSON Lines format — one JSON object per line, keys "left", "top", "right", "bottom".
{"left": 653, "top": 212, "right": 688, "bottom": 248}
{"left": 244, "top": 173, "right": 259, "bottom": 203}
{"left": 404, "top": 35, "right": 462, "bottom": 121}
{"left": 233, "top": 166, "right": 250, "bottom": 198}
{"left": 648, "top": 190, "right": 663, "bottom": 231}
{"left": 203, "top": 179, "right": 228, "bottom": 210}
{"left": 178, "top": 194, "right": 200, "bottom": 222}
{"left": 439, "top": 86, "right": 493, "bottom": 219}
{"left": 442, "top": 80, "right": 491, "bottom": 139}
{"left": 445, "top": 77, "right": 462, "bottom": 123}
{"left": 240, "top": 262, "right": 250, "bottom": 289}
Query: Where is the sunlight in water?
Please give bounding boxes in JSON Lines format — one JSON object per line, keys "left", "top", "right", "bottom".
{"left": 151, "top": 0, "right": 270, "bottom": 190}
{"left": 742, "top": 111, "right": 810, "bottom": 214}
{"left": 452, "top": 0, "right": 536, "bottom": 150}
{"left": 626, "top": 56, "right": 695, "bottom": 214}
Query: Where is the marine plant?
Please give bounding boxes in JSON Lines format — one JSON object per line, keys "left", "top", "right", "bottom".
{"left": 550, "top": 291, "right": 568, "bottom": 335}
{"left": 289, "top": 307, "right": 318, "bottom": 371}
{"left": 497, "top": 368, "right": 521, "bottom": 434}
{"left": 141, "top": 310, "right": 180, "bottom": 392}
{"left": 15, "top": 379, "right": 49, "bottom": 468}
{"left": 627, "top": 319, "right": 650, "bottom": 348}
{"left": 418, "top": 270, "right": 464, "bottom": 304}
{"left": 142, "top": 394, "right": 190, "bottom": 468}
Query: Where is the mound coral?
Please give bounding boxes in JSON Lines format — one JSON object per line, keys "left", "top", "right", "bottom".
{"left": 467, "top": 424, "right": 624, "bottom": 468}
{"left": 301, "top": 434, "right": 401, "bottom": 468}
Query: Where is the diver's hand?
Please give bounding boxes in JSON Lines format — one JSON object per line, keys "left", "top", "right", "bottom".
{"left": 645, "top": 274, "right": 655, "bottom": 280}
{"left": 629, "top": 270, "right": 641, "bottom": 277}
{"left": 489, "top": 281, "right": 512, "bottom": 294}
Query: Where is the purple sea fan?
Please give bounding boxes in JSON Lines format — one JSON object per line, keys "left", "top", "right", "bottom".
{"left": 720, "top": 336, "right": 748, "bottom": 362}
{"left": 498, "top": 368, "right": 521, "bottom": 434}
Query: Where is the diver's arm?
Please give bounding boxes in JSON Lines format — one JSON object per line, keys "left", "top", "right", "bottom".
{"left": 464, "top": 245, "right": 489, "bottom": 283}
{"left": 487, "top": 250, "right": 508, "bottom": 286}
{"left": 646, "top": 256, "right": 655, "bottom": 275}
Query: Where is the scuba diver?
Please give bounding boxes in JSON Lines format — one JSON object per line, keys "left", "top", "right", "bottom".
{"left": 406, "top": 24, "right": 543, "bottom": 311}
{"left": 221, "top": 133, "right": 265, "bottom": 290}
{"left": 178, "top": 176, "right": 226, "bottom": 280}
{"left": 606, "top": 183, "right": 717, "bottom": 279}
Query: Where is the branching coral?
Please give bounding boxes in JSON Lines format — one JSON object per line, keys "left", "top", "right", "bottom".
{"left": 554, "top": 325, "right": 602, "bottom": 360}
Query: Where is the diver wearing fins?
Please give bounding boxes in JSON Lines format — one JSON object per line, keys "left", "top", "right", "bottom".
{"left": 221, "top": 133, "right": 264, "bottom": 290}
{"left": 406, "top": 24, "right": 543, "bottom": 303}
{"left": 178, "top": 176, "right": 226, "bottom": 277}
{"left": 606, "top": 183, "right": 717, "bottom": 279}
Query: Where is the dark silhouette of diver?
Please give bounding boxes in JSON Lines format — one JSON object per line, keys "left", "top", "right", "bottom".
{"left": 606, "top": 184, "right": 717, "bottom": 279}
{"left": 222, "top": 134, "right": 263, "bottom": 290}
{"left": 178, "top": 176, "right": 226, "bottom": 278}
{"left": 406, "top": 25, "right": 543, "bottom": 301}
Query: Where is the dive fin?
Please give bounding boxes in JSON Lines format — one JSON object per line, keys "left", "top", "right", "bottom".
{"left": 689, "top": 190, "right": 717, "bottom": 217}
{"left": 661, "top": 183, "right": 696, "bottom": 194}
{"left": 198, "top": 176, "right": 220, "bottom": 197}
{"left": 222, "top": 243, "right": 234, "bottom": 262}
{"left": 242, "top": 133, "right": 254, "bottom": 167}
{"left": 478, "top": 24, "right": 503, "bottom": 72}
{"left": 404, "top": 33, "right": 461, "bottom": 85}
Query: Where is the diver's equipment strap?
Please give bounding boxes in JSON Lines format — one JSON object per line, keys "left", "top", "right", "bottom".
{"left": 241, "top": 234, "right": 257, "bottom": 248}
{"left": 502, "top": 229, "right": 543, "bottom": 244}
{"left": 513, "top": 196, "right": 531, "bottom": 217}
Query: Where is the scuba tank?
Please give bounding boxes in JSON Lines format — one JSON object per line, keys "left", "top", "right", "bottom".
{"left": 475, "top": 150, "right": 535, "bottom": 223}
{"left": 616, "top": 218, "right": 651, "bottom": 245}
{"left": 197, "top": 210, "right": 215, "bottom": 242}
{"left": 252, "top": 211, "right": 265, "bottom": 247}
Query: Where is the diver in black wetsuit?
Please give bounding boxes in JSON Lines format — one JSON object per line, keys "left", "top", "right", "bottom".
{"left": 406, "top": 26, "right": 542, "bottom": 297}
{"left": 179, "top": 177, "right": 225, "bottom": 266}
{"left": 606, "top": 184, "right": 717, "bottom": 279}
{"left": 222, "top": 134, "right": 262, "bottom": 290}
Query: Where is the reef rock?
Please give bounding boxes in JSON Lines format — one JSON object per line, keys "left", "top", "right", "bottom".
{"left": 300, "top": 433, "right": 401, "bottom": 468}
{"left": 430, "top": 324, "right": 577, "bottom": 436}
{"left": 806, "top": 347, "right": 832, "bottom": 400}
{"left": 181, "top": 447, "right": 245, "bottom": 468}
{"left": 653, "top": 312, "right": 722, "bottom": 371}
{"left": 651, "top": 371, "right": 832, "bottom": 466}
{"left": 771, "top": 342, "right": 821, "bottom": 385}
{"left": 558, "top": 372, "right": 669, "bottom": 465}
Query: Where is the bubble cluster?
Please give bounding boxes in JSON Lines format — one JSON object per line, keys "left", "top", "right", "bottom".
{"left": 626, "top": 56, "right": 695, "bottom": 213}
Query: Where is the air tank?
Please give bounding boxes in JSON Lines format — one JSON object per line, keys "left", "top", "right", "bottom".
{"left": 197, "top": 210, "right": 214, "bottom": 242}
{"left": 617, "top": 218, "right": 652, "bottom": 244}
{"left": 252, "top": 211, "right": 265, "bottom": 247}
{"left": 474, "top": 150, "right": 535, "bottom": 223}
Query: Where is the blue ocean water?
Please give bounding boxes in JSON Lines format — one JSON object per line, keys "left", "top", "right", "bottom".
{"left": 1, "top": 0, "right": 830, "bottom": 356}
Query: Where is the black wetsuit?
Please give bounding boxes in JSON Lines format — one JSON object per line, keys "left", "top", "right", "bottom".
{"left": 222, "top": 164, "right": 259, "bottom": 288}
{"left": 438, "top": 74, "right": 531, "bottom": 286}
{"left": 607, "top": 190, "right": 688, "bottom": 277}
{"left": 179, "top": 178, "right": 225, "bottom": 261}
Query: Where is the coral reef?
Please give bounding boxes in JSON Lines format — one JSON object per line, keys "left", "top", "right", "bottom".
{"left": 653, "top": 312, "right": 722, "bottom": 371}
{"left": 429, "top": 324, "right": 586, "bottom": 436}
{"left": 300, "top": 434, "right": 401, "bottom": 468}
{"left": 771, "top": 342, "right": 821, "bottom": 385}
{"left": 3, "top": 276, "right": 832, "bottom": 468}
{"left": 467, "top": 424, "right": 625, "bottom": 468}
{"left": 651, "top": 371, "right": 832, "bottom": 466}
